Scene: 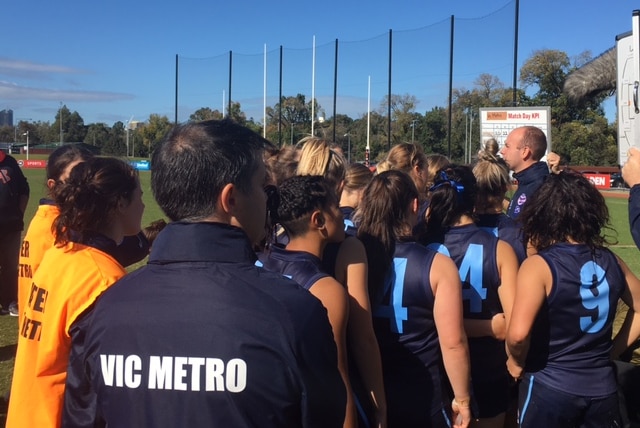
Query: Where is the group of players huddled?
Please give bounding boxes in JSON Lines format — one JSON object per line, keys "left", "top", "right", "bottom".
{"left": 5, "top": 120, "right": 640, "bottom": 428}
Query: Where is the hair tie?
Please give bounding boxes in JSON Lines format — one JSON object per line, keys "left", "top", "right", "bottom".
{"left": 429, "top": 171, "right": 464, "bottom": 193}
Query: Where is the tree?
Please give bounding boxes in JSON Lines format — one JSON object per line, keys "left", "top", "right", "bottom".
{"left": 139, "top": 114, "right": 173, "bottom": 157}
{"left": 265, "top": 94, "right": 313, "bottom": 145}
{"left": 84, "top": 123, "right": 111, "bottom": 150}
{"left": 102, "top": 121, "right": 126, "bottom": 156}
{"left": 189, "top": 107, "right": 223, "bottom": 122}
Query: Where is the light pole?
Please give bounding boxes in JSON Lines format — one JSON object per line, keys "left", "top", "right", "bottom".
{"left": 59, "top": 102, "right": 64, "bottom": 145}
{"left": 13, "top": 117, "right": 32, "bottom": 145}
{"left": 23, "top": 131, "right": 29, "bottom": 160}
{"left": 410, "top": 119, "right": 418, "bottom": 143}
{"left": 344, "top": 133, "right": 351, "bottom": 163}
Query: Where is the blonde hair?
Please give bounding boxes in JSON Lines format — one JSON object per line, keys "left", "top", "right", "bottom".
{"left": 482, "top": 138, "right": 500, "bottom": 157}
{"left": 472, "top": 157, "right": 511, "bottom": 212}
{"left": 374, "top": 159, "right": 392, "bottom": 174}
{"left": 296, "top": 136, "right": 346, "bottom": 192}
{"left": 343, "top": 162, "right": 374, "bottom": 192}
{"left": 425, "top": 154, "right": 450, "bottom": 190}
{"left": 384, "top": 142, "right": 426, "bottom": 174}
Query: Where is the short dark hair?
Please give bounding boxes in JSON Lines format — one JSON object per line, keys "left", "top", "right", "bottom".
{"left": 521, "top": 126, "right": 547, "bottom": 161}
{"left": 151, "top": 119, "right": 274, "bottom": 222}
{"left": 270, "top": 175, "right": 337, "bottom": 238}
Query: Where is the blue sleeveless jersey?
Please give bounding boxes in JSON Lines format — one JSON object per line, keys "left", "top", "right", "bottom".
{"left": 526, "top": 244, "right": 625, "bottom": 396}
{"left": 476, "top": 213, "right": 526, "bottom": 265}
{"left": 257, "top": 245, "right": 330, "bottom": 290}
{"left": 340, "top": 206, "right": 357, "bottom": 237}
{"left": 427, "top": 224, "right": 507, "bottom": 383}
{"left": 372, "top": 241, "right": 450, "bottom": 422}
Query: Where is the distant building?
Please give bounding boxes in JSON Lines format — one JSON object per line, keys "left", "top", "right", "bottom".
{"left": 0, "top": 109, "right": 13, "bottom": 127}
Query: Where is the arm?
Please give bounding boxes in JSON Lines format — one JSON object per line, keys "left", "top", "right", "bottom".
{"left": 611, "top": 256, "right": 640, "bottom": 359}
{"left": 335, "top": 237, "right": 387, "bottom": 428}
{"left": 463, "top": 316, "right": 505, "bottom": 340}
{"left": 629, "top": 185, "right": 640, "bottom": 250}
{"left": 505, "top": 255, "right": 550, "bottom": 380}
{"left": 310, "top": 277, "right": 357, "bottom": 428}
{"left": 431, "top": 253, "right": 471, "bottom": 428}
{"left": 496, "top": 240, "right": 518, "bottom": 327}
{"left": 62, "top": 308, "right": 105, "bottom": 428}
{"left": 295, "top": 297, "right": 348, "bottom": 428}
{"left": 622, "top": 148, "right": 640, "bottom": 249}
{"left": 12, "top": 156, "right": 29, "bottom": 214}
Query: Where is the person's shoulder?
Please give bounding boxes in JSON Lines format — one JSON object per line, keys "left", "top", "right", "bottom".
{"left": 254, "top": 267, "right": 331, "bottom": 327}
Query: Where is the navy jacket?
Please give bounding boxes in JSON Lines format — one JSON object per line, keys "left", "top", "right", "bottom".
{"left": 507, "top": 161, "right": 549, "bottom": 219}
{"left": 63, "top": 222, "right": 346, "bottom": 428}
{"left": 630, "top": 184, "right": 640, "bottom": 250}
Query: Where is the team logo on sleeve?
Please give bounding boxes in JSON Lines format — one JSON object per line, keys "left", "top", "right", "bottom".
{"left": 517, "top": 193, "right": 527, "bottom": 206}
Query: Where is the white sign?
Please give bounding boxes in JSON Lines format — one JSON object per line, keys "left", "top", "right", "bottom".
{"left": 479, "top": 106, "right": 552, "bottom": 156}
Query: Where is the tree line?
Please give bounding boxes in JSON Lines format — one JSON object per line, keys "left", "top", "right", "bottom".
{"left": 0, "top": 49, "right": 618, "bottom": 166}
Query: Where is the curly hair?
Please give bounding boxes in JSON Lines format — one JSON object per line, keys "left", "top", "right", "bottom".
{"left": 53, "top": 157, "right": 139, "bottom": 245}
{"left": 268, "top": 175, "right": 338, "bottom": 239}
{"left": 519, "top": 171, "right": 613, "bottom": 251}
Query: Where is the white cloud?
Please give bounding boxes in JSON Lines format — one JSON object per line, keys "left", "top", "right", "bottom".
{"left": 0, "top": 58, "right": 88, "bottom": 79}
{"left": 0, "top": 80, "right": 133, "bottom": 102}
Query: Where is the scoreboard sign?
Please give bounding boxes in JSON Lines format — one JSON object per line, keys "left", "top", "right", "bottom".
{"left": 479, "top": 107, "right": 552, "bottom": 156}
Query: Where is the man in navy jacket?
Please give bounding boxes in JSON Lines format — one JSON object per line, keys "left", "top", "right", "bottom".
{"left": 623, "top": 147, "right": 640, "bottom": 250}
{"left": 63, "top": 120, "right": 346, "bottom": 428}
{"left": 500, "top": 126, "right": 550, "bottom": 219}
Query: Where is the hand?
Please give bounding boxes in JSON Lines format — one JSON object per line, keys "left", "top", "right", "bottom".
{"left": 491, "top": 313, "right": 506, "bottom": 341}
{"left": 546, "top": 151, "right": 561, "bottom": 174}
{"left": 507, "top": 355, "right": 523, "bottom": 381}
{"left": 622, "top": 147, "right": 640, "bottom": 187}
{"left": 451, "top": 398, "right": 472, "bottom": 428}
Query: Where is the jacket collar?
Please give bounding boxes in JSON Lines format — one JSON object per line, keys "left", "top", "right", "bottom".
{"left": 149, "top": 221, "right": 257, "bottom": 264}
{"left": 513, "top": 161, "right": 548, "bottom": 184}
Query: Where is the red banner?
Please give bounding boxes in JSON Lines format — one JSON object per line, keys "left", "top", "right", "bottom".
{"left": 584, "top": 173, "right": 610, "bottom": 189}
{"left": 17, "top": 159, "right": 47, "bottom": 169}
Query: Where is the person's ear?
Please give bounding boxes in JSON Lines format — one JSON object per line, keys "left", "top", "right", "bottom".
{"left": 116, "top": 196, "right": 130, "bottom": 212}
{"left": 219, "top": 183, "right": 236, "bottom": 216}
{"left": 310, "top": 210, "right": 325, "bottom": 229}
{"left": 412, "top": 164, "right": 422, "bottom": 179}
{"left": 46, "top": 178, "right": 56, "bottom": 190}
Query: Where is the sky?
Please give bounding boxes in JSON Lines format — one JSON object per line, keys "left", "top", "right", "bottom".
{"left": 1, "top": 0, "right": 636, "bottom": 128}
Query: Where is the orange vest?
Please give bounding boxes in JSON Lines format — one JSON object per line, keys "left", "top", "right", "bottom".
{"left": 7, "top": 242, "right": 126, "bottom": 428}
{"left": 17, "top": 204, "right": 59, "bottom": 323}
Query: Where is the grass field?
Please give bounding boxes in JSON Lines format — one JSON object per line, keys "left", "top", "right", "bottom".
{"left": 0, "top": 157, "right": 639, "bottom": 425}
